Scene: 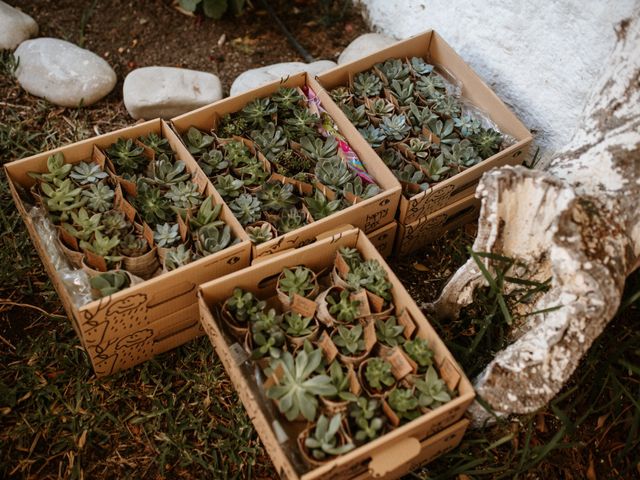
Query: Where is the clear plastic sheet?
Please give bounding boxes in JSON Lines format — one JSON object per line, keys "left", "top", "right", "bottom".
{"left": 29, "top": 205, "right": 94, "bottom": 307}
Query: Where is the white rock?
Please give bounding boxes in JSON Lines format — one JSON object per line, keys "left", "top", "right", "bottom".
{"left": 360, "top": 0, "right": 638, "bottom": 155}
{"left": 0, "top": 1, "right": 38, "bottom": 50}
{"left": 123, "top": 66, "right": 223, "bottom": 120}
{"left": 14, "top": 38, "right": 116, "bottom": 107}
{"left": 230, "top": 60, "right": 337, "bottom": 97}
{"left": 337, "top": 33, "right": 396, "bottom": 65}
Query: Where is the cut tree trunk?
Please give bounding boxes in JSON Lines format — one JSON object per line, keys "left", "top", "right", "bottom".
{"left": 430, "top": 11, "right": 640, "bottom": 419}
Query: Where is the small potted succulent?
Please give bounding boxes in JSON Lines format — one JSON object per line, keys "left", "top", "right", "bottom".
{"left": 374, "top": 316, "right": 405, "bottom": 356}
{"left": 316, "top": 286, "right": 358, "bottom": 327}
{"left": 275, "top": 207, "right": 307, "bottom": 234}
{"left": 276, "top": 266, "right": 319, "bottom": 307}
{"left": 321, "top": 361, "right": 359, "bottom": 414}
{"left": 331, "top": 324, "right": 369, "bottom": 367}
{"left": 387, "top": 387, "right": 420, "bottom": 423}
{"left": 298, "top": 413, "right": 355, "bottom": 466}
{"left": 248, "top": 308, "right": 285, "bottom": 362}
{"left": 403, "top": 337, "right": 434, "bottom": 374}
{"left": 154, "top": 222, "right": 181, "bottom": 262}
{"left": 348, "top": 397, "right": 386, "bottom": 444}
{"left": 413, "top": 365, "right": 452, "bottom": 410}
{"left": 245, "top": 221, "right": 276, "bottom": 245}
{"left": 89, "top": 270, "right": 132, "bottom": 299}
{"left": 359, "top": 357, "right": 396, "bottom": 397}
{"left": 282, "top": 311, "right": 319, "bottom": 347}
{"left": 304, "top": 189, "right": 342, "bottom": 221}
{"left": 221, "top": 288, "right": 266, "bottom": 339}
{"left": 163, "top": 244, "right": 193, "bottom": 272}
{"left": 118, "top": 233, "right": 157, "bottom": 279}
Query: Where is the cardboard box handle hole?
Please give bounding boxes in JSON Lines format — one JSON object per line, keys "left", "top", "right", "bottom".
{"left": 369, "top": 436, "right": 421, "bottom": 477}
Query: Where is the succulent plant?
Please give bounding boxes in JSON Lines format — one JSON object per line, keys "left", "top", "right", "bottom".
{"left": 153, "top": 223, "right": 180, "bottom": 248}
{"left": 300, "top": 135, "right": 339, "bottom": 163}
{"left": 164, "top": 244, "right": 193, "bottom": 271}
{"left": 246, "top": 222, "right": 273, "bottom": 244}
{"left": 329, "top": 86, "right": 352, "bottom": 105}
{"left": 251, "top": 310, "right": 286, "bottom": 360}
{"left": 198, "top": 149, "right": 229, "bottom": 176}
{"left": 166, "top": 181, "right": 204, "bottom": 210}
{"left": 241, "top": 97, "right": 277, "bottom": 128}
{"left": 266, "top": 348, "right": 336, "bottom": 421}
{"left": 273, "top": 149, "right": 313, "bottom": 177}
{"left": 271, "top": 86, "right": 304, "bottom": 110}
{"left": 394, "top": 163, "right": 425, "bottom": 185}
{"left": 357, "top": 124, "right": 386, "bottom": 148}
{"left": 410, "top": 57, "right": 434, "bottom": 76}
{"left": 414, "top": 366, "right": 452, "bottom": 409}
{"left": 346, "top": 259, "right": 393, "bottom": 301}
{"left": 364, "top": 357, "right": 395, "bottom": 390}
{"left": 349, "top": 397, "right": 385, "bottom": 442}
{"left": 214, "top": 174, "right": 244, "bottom": 200}
{"left": 30, "top": 152, "right": 72, "bottom": 183}
{"left": 229, "top": 193, "right": 261, "bottom": 226}
{"left": 184, "top": 127, "right": 215, "bottom": 156}
{"left": 340, "top": 104, "right": 368, "bottom": 128}
{"left": 353, "top": 72, "right": 383, "bottom": 98}
{"left": 119, "top": 233, "right": 148, "bottom": 257}
{"left": 365, "top": 98, "right": 394, "bottom": 117}
{"left": 376, "top": 58, "right": 410, "bottom": 82}
{"left": 106, "top": 138, "right": 147, "bottom": 175}
{"left": 283, "top": 311, "right": 315, "bottom": 337}
{"left": 315, "top": 158, "right": 355, "bottom": 191}
{"left": 427, "top": 118, "right": 460, "bottom": 147}
{"left": 453, "top": 114, "right": 482, "bottom": 138}
{"left": 134, "top": 183, "right": 172, "bottom": 226}
{"left": 226, "top": 288, "right": 266, "bottom": 324}
{"left": 408, "top": 103, "right": 439, "bottom": 132}
{"left": 416, "top": 73, "right": 447, "bottom": 99}
{"left": 251, "top": 122, "right": 287, "bottom": 161}
{"left": 420, "top": 155, "right": 450, "bottom": 182}
{"left": 380, "top": 114, "right": 411, "bottom": 141}
{"left": 390, "top": 78, "right": 415, "bottom": 106}
{"left": 433, "top": 95, "right": 462, "bottom": 118}
{"left": 403, "top": 337, "right": 434, "bottom": 370}
{"left": 278, "top": 266, "right": 316, "bottom": 299}
{"left": 223, "top": 140, "right": 255, "bottom": 168}
{"left": 237, "top": 163, "right": 270, "bottom": 188}
{"left": 375, "top": 317, "right": 405, "bottom": 347}
{"left": 442, "top": 139, "right": 481, "bottom": 168}
{"left": 149, "top": 158, "right": 191, "bottom": 186}
{"left": 343, "top": 176, "right": 381, "bottom": 200}
{"left": 195, "top": 223, "right": 233, "bottom": 255}
{"left": 81, "top": 182, "right": 114, "bottom": 213}
{"left": 80, "top": 231, "right": 121, "bottom": 260}
{"left": 139, "top": 132, "right": 171, "bottom": 155}
{"left": 70, "top": 161, "right": 108, "bottom": 185}
{"left": 41, "top": 178, "right": 86, "bottom": 218}
{"left": 388, "top": 388, "right": 420, "bottom": 421}
{"left": 332, "top": 324, "right": 365, "bottom": 356}
{"left": 304, "top": 413, "right": 355, "bottom": 460}
{"left": 470, "top": 127, "right": 503, "bottom": 159}
{"left": 276, "top": 208, "right": 307, "bottom": 233}
{"left": 188, "top": 197, "right": 224, "bottom": 231}
{"left": 326, "top": 361, "right": 358, "bottom": 402}
{"left": 327, "top": 289, "right": 361, "bottom": 324}
{"left": 305, "top": 190, "right": 342, "bottom": 220}
{"left": 283, "top": 107, "right": 319, "bottom": 139}
{"left": 62, "top": 208, "right": 103, "bottom": 241}
{"left": 257, "top": 182, "right": 297, "bottom": 212}
{"left": 90, "top": 271, "right": 130, "bottom": 298}
{"left": 380, "top": 148, "right": 405, "bottom": 169}
{"left": 338, "top": 246, "right": 363, "bottom": 271}
{"left": 218, "top": 113, "right": 249, "bottom": 138}
{"left": 101, "top": 210, "right": 130, "bottom": 237}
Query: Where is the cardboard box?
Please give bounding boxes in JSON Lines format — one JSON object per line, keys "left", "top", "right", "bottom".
{"left": 316, "top": 30, "right": 532, "bottom": 224}
{"left": 395, "top": 194, "right": 480, "bottom": 256}
{"left": 171, "top": 72, "right": 402, "bottom": 259}
{"left": 366, "top": 220, "right": 397, "bottom": 258}
{"left": 4, "top": 119, "right": 251, "bottom": 376}
{"left": 198, "top": 227, "right": 474, "bottom": 479}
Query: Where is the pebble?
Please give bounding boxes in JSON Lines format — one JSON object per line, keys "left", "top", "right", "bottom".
{"left": 123, "top": 66, "right": 223, "bottom": 120}
{"left": 14, "top": 38, "right": 117, "bottom": 107}
{"left": 0, "top": 1, "right": 38, "bottom": 50}
{"left": 338, "top": 33, "right": 396, "bottom": 65}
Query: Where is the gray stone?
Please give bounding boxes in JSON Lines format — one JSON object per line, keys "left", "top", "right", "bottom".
{"left": 0, "top": 1, "right": 38, "bottom": 50}
{"left": 230, "top": 60, "right": 337, "bottom": 97}
{"left": 337, "top": 33, "right": 396, "bottom": 65}
{"left": 123, "top": 66, "right": 223, "bottom": 120}
{"left": 14, "top": 38, "right": 116, "bottom": 107}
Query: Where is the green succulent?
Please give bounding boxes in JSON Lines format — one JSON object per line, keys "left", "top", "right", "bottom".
{"left": 338, "top": 247, "right": 363, "bottom": 271}
{"left": 80, "top": 231, "right": 121, "bottom": 261}
{"left": 326, "top": 361, "right": 358, "bottom": 402}
{"left": 223, "top": 140, "right": 255, "bottom": 168}
{"left": 273, "top": 149, "right": 314, "bottom": 177}
{"left": 150, "top": 158, "right": 191, "bottom": 186}
{"left": 305, "top": 190, "right": 342, "bottom": 220}
{"left": 349, "top": 398, "right": 385, "bottom": 442}
{"left": 329, "top": 86, "right": 352, "bottom": 105}
{"left": 241, "top": 97, "right": 277, "bottom": 128}
{"left": 198, "top": 149, "right": 229, "bottom": 176}
{"left": 470, "top": 127, "right": 503, "bottom": 159}
{"left": 229, "top": 193, "right": 261, "bottom": 226}
{"left": 278, "top": 266, "right": 316, "bottom": 299}
{"left": 283, "top": 311, "right": 315, "bottom": 337}
{"left": 251, "top": 309, "right": 285, "bottom": 360}
{"left": 364, "top": 357, "right": 395, "bottom": 390}
{"left": 82, "top": 182, "right": 114, "bottom": 213}
{"left": 353, "top": 72, "right": 383, "bottom": 98}
{"left": 271, "top": 86, "right": 304, "bottom": 111}
{"left": 90, "top": 271, "right": 130, "bottom": 298}
{"left": 327, "top": 289, "right": 361, "bottom": 324}
{"left": 416, "top": 73, "right": 447, "bottom": 99}
{"left": 300, "top": 135, "right": 339, "bottom": 163}
{"left": 283, "top": 107, "right": 319, "bottom": 139}
{"left": 134, "top": 183, "right": 172, "bottom": 226}
{"left": 346, "top": 259, "right": 393, "bottom": 301}
{"left": 427, "top": 118, "right": 460, "bottom": 147}
{"left": 380, "top": 114, "right": 411, "bottom": 141}
{"left": 365, "top": 98, "right": 394, "bottom": 117}
{"left": 184, "top": 127, "right": 215, "bottom": 156}
{"left": 410, "top": 57, "right": 434, "bottom": 75}
{"left": 342, "top": 176, "right": 382, "bottom": 200}
{"left": 154, "top": 223, "right": 180, "bottom": 248}
{"left": 163, "top": 244, "right": 193, "bottom": 271}
{"left": 420, "top": 155, "right": 450, "bottom": 182}
{"left": 214, "top": 174, "right": 244, "bottom": 200}
{"left": 226, "top": 288, "right": 266, "bottom": 324}
{"left": 380, "top": 148, "right": 405, "bottom": 169}
{"left": 188, "top": 197, "right": 224, "bottom": 231}
{"left": 276, "top": 208, "right": 307, "bottom": 233}
{"left": 119, "top": 233, "right": 148, "bottom": 257}
{"left": 315, "top": 158, "right": 355, "bottom": 191}
{"left": 407, "top": 136, "right": 436, "bottom": 161}
{"left": 251, "top": 122, "right": 287, "bottom": 161}
{"left": 332, "top": 324, "right": 365, "bottom": 356}
{"left": 41, "top": 178, "right": 86, "bottom": 218}
{"left": 257, "top": 182, "right": 297, "bottom": 212}
{"left": 403, "top": 337, "right": 434, "bottom": 371}
{"left": 166, "top": 181, "right": 204, "bottom": 210}
{"left": 394, "top": 163, "right": 425, "bottom": 185}
{"left": 390, "top": 78, "right": 415, "bottom": 106}
{"left": 218, "top": 113, "right": 249, "bottom": 138}
{"left": 106, "top": 138, "right": 147, "bottom": 176}
{"left": 454, "top": 114, "right": 482, "bottom": 138}
{"left": 195, "top": 223, "right": 233, "bottom": 255}
{"left": 340, "top": 104, "right": 368, "bottom": 128}
{"left": 101, "top": 210, "right": 131, "bottom": 237}
{"left": 358, "top": 124, "right": 386, "bottom": 148}
{"left": 70, "top": 161, "right": 108, "bottom": 185}
{"left": 388, "top": 388, "right": 420, "bottom": 421}
{"left": 246, "top": 222, "right": 274, "bottom": 244}
{"left": 408, "top": 103, "right": 439, "bottom": 133}
{"left": 139, "top": 132, "right": 171, "bottom": 155}
{"left": 29, "top": 152, "right": 72, "bottom": 183}
{"left": 414, "top": 366, "right": 452, "bottom": 409}
{"left": 442, "top": 139, "right": 481, "bottom": 168}
{"left": 433, "top": 95, "right": 462, "bottom": 118}
{"left": 375, "top": 317, "right": 405, "bottom": 347}
{"left": 62, "top": 208, "right": 103, "bottom": 241}
{"left": 376, "top": 58, "right": 410, "bottom": 82}
{"left": 304, "top": 413, "right": 355, "bottom": 460}
{"left": 237, "top": 163, "right": 270, "bottom": 188}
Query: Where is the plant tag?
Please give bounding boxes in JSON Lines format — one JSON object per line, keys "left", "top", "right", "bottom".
{"left": 58, "top": 227, "right": 79, "bottom": 251}
{"left": 229, "top": 342, "right": 250, "bottom": 366}
{"left": 84, "top": 250, "right": 107, "bottom": 272}
{"left": 119, "top": 197, "right": 137, "bottom": 223}
{"left": 351, "top": 290, "right": 371, "bottom": 319}
{"left": 347, "top": 365, "right": 361, "bottom": 396}
{"left": 291, "top": 293, "right": 317, "bottom": 317}
{"left": 177, "top": 214, "right": 189, "bottom": 242}
{"left": 366, "top": 290, "right": 385, "bottom": 313}
{"left": 118, "top": 177, "right": 137, "bottom": 197}
{"left": 397, "top": 308, "right": 417, "bottom": 339}
{"left": 386, "top": 346, "right": 416, "bottom": 380}
{"left": 439, "top": 358, "right": 461, "bottom": 391}
{"left": 335, "top": 253, "right": 350, "bottom": 277}
{"left": 142, "top": 223, "right": 154, "bottom": 246}
{"left": 382, "top": 399, "right": 400, "bottom": 427}
{"left": 363, "top": 319, "right": 377, "bottom": 351}
{"left": 92, "top": 145, "right": 106, "bottom": 169}
{"left": 318, "top": 331, "right": 338, "bottom": 364}
{"left": 135, "top": 139, "right": 155, "bottom": 160}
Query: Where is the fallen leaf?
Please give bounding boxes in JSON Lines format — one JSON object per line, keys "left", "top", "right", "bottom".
{"left": 412, "top": 262, "right": 429, "bottom": 272}
{"left": 586, "top": 453, "right": 596, "bottom": 480}
{"left": 596, "top": 414, "right": 609, "bottom": 429}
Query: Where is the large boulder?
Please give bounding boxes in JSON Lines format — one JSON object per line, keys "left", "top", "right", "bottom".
{"left": 14, "top": 38, "right": 116, "bottom": 107}
{"left": 337, "top": 33, "right": 396, "bottom": 65}
{"left": 0, "top": 1, "right": 38, "bottom": 50}
{"left": 123, "top": 66, "right": 223, "bottom": 120}
{"left": 230, "top": 60, "right": 337, "bottom": 96}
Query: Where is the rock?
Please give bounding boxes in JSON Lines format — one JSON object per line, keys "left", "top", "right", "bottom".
{"left": 0, "top": 1, "right": 38, "bottom": 50}
{"left": 230, "top": 60, "right": 337, "bottom": 96}
{"left": 123, "top": 66, "right": 223, "bottom": 120}
{"left": 14, "top": 38, "right": 116, "bottom": 107}
{"left": 337, "top": 33, "right": 396, "bottom": 65}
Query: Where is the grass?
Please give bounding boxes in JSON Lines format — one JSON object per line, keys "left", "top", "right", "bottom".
{"left": 1, "top": 47, "right": 639, "bottom": 479}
